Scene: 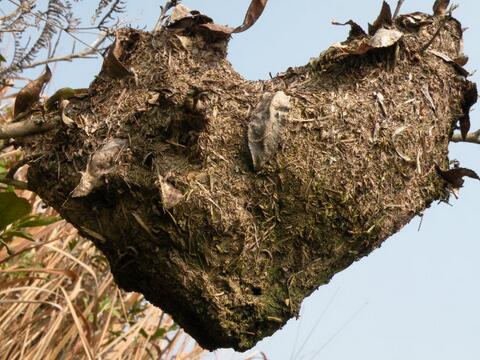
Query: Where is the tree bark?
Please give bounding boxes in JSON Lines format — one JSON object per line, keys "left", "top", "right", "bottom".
{"left": 11, "top": 11, "right": 475, "bottom": 350}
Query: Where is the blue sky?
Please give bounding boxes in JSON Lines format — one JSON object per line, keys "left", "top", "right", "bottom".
{"left": 4, "top": 1, "right": 480, "bottom": 359}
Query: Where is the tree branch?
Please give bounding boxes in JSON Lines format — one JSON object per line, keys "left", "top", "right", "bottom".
{"left": 451, "top": 129, "right": 480, "bottom": 144}
{"left": 0, "top": 176, "right": 29, "bottom": 190}
{"left": 0, "top": 115, "right": 59, "bottom": 140}
{"left": 5, "top": 32, "right": 108, "bottom": 73}
{"left": 393, "top": 0, "right": 405, "bottom": 19}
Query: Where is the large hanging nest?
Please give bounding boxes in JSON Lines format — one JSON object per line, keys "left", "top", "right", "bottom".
{"left": 4, "top": 0, "right": 477, "bottom": 351}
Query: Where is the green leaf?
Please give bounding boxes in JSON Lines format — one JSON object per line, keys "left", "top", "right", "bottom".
{"left": 1, "top": 230, "right": 34, "bottom": 241}
{"left": 16, "top": 215, "right": 61, "bottom": 228}
{"left": 151, "top": 328, "right": 167, "bottom": 339}
{"left": 0, "top": 192, "right": 32, "bottom": 230}
{"left": 0, "top": 54, "right": 6, "bottom": 62}
{"left": 139, "top": 328, "right": 149, "bottom": 338}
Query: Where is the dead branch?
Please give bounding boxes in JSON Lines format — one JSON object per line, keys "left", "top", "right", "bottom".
{"left": 6, "top": 33, "right": 108, "bottom": 73}
{"left": 0, "top": 176, "right": 29, "bottom": 190}
{"left": 0, "top": 115, "right": 59, "bottom": 140}
{"left": 451, "top": 129, "right": 480, "bottom": 144}
{"left": 393, "top": 0, "right": 405, "bottom": 19}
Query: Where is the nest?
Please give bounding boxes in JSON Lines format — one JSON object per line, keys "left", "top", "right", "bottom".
{"left": 20, "top": 8, "right": 475, "bottom": 351}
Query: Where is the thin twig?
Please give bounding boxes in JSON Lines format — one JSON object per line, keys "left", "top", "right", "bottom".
{"left": 0, "top": 115, "right": 59, "bottom": 140}
{"left": 153, "top": 0, "right": 181, "bottom": 32}
{"left": 421, "top": 4, "right": 459, "bottom": 52}
{"left": 393, "top": 0, "right": 405, "bottom": 19}
{"left": 0, "top": 176, "right": 29, "bottom": 189}
{"left": 17, "top": 33, "right": 108, "bottom": 71}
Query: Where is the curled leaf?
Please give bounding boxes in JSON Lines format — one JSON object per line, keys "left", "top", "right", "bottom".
{"left": 45, "top": 87, "right": 89, "bottom": 111}
{"left": 101, "top": 40, "right": 132, "bottom": 79}
{"left": 167, "top": 0, "right": 269, "bottom": 40}
{"left": 14, "top": 65, "right": 51, "bottom": 119}
{"left": 59, "top": 100, "right": 75, "bottom": 126}
{"left": 368, "top": 1, "right": 392, "bottom": 35}
{"left": 233, "top": 0, "right": 268, "bottom": 33}
{"left": 433, "top": 0, "right": 450, "bottom": 16}
{"left": 427, "top": 50, "right": 469, "bottom": 77}
{"left": 72, "top": 139, "right": 127, "bottom": 197}
{"left": 435, "top": 165, "right": 480, "bottom": 188}
{"left": 170, "top": 4, "right": 192, "bottom": 22}
{"left": 157, "top": 176, "right": 183, "bottom": 209}
{"left": 332, "top": 20, "right": 367, "bottom": 40}
{"left": 454, "top": 55, "right": 469, "bottom": 67}
{"left": 248, "top": 91, "right": 290, "bottom": 171}
{"left": 369, "top": 28, "right": 403, "bottom": 48}
{"left": 459, "top": 82, "right": 477, "bottom": 140}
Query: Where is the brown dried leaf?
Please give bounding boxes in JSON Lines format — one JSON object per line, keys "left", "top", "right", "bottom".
{"left": 368, "top": 1, "right": 392, "bottom": 35}
{"left": 436, "top": 166, "right": 480, "bottom": 188}
{"left": 167, "top": 5, "right": 214, "bottom": 32}
{"left": 332, "top": 20, "right": 367, "bottom": 40}
{"left": 101, "top": 40, "right": 132, "bottom": 79}
{"left": 14, "top": 65, "right": 51, "bottom": 119}
{"left": 454, "top": 55, "right": 469, "bottom": 66}
{"left": 369, "top": 28, "right": 403, "bottom": 48}
{"left": 59, "top": 99, "right": 75, "bottom": 126}
{"left": 170, "top": 4, "right": 191, "bottom": 22}
{"left": 459, "top": 82, "right": 477, "bottom": 140}
{"left": 420, "top": 84, "right": 436, "bottom": 114}
{"left": 427, "top": 50, "right": 469, "bottom": 77}
{"left": 167, "top": 0, "right": 268, "bottom": 40}
{"left": 459, "top": 115, "right": 471, "bottom": 140}
{"left": 248, "top": 91, "right": 290, "bottom": 171}
{"left": 433, "top": 0, "right": 450, "bottom": 16}
{"left": 72, "top": 139, "right": 127, "bottom": 197}
{"left": 157, "top": 176, "right": 183, "bottom": 209}
{"left": 397, "top": 13, "right": 433, "bottom": 30}
{"left": 198, "top": 23, "right": 235, "bottom": 41}
{"left": 234, "top": 0, "right": 269, "bottom": 33}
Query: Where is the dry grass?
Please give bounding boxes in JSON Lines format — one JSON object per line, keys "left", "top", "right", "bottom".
{"left": 0, "top": 190, "right": 204, "bottom": 359}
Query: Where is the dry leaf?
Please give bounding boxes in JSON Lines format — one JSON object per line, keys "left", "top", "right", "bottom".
{"left": 427, "top": 50, "right": 469, "bottom": 77}
{"left": 369, "top": 28, "right": 403, "bottom": 48}
{"left": 459, "top": 115, "right": 471, "bottom": 140}
{"left": 332, "top": 20, "right": 367, "bottom": 40}
{"left": 234, "top": 0, "right": 269, "bottom": 33}
{"left": 433, "top": 0, "right": 450, "bottom": 16}
{"left": 157, "top": 176, "right": 183, "bottom": 209}
{"left": 14, "top": 65, "right": 52, "bottom": 119}
{"left": 248, "top": 91, "right": 290, "bottom": 171}
{"left": 420, "top": 84, "right": 436, "bottom": 113}
{"left": 101, "top": 40, "right": 132, "bottom": 79}
{"left": 454, "top": 55, "right": 469, "bottom": 66}
{"left": 459, "top": 82, "right": 477, "bottom": 140}
{"left": 167, "top": 0, "right": 269, "bottom": 40}
{"left": 368, "top": 1, "right": 392, "bottom": 35}
{"left": 436, "top": 165, "right": 480, "bottom": 188}
{"left": 72, "top": 139, "right": 127, "bottom": 197}
{"left": 170, "top": 4, "right": 191, "bottom": 22}
{"left": 59, "top": 99, "right": 75, "bottom": 126}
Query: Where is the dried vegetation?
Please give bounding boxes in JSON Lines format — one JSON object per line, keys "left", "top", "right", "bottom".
{"left": 2, "top": 0, "right": 479, "bottom": 352}
{"left": 0, "top": 180, "right": 204, "bottom": 359}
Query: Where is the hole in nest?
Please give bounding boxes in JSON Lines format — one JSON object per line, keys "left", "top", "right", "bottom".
{"left": 252, "top": 286, "right": 262, "bottom": 296}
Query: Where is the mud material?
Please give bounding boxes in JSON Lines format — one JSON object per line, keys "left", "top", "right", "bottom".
{"left": 19, "top": 11, "right": 475, "bottom": 350}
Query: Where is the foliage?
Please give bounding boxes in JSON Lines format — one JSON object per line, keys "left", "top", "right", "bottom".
{"left": 0, "top": 0, "right": 127, "bottom": 78}
{"left": 0, "top": 192, "right": 204, "bottom": 359}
